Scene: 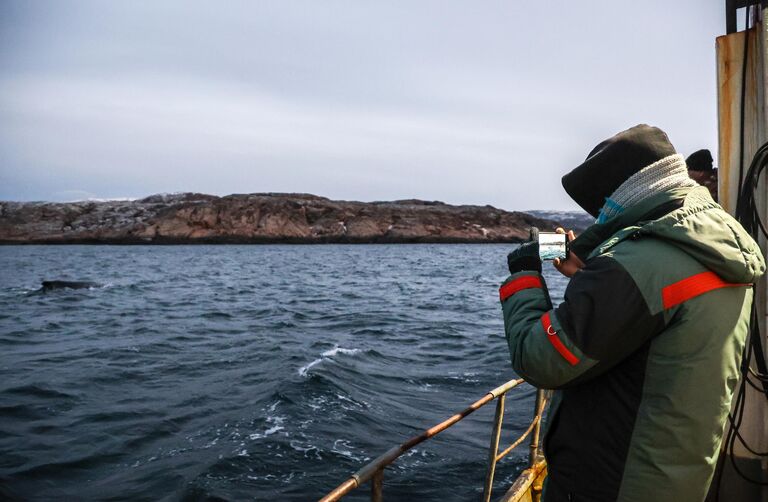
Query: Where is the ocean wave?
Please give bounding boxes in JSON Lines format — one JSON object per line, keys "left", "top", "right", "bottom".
{"left": 0, "top": 243, "right": 549, "bottom": 500}
{"left": 248, "top": 416, "right": 285, "bottom": 440}
{"left": 1, "top": 384, "right": 76, "bottom": 400}
{"left": 298, "top": 347, "right": 361, "bottom": 377}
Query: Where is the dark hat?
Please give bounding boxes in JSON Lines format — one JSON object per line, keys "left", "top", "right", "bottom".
{"left": 561, "top": 124, "right": 677, "bottom": 217}
{"left": 686, "top": 149, "right": 714, "bottom": 172}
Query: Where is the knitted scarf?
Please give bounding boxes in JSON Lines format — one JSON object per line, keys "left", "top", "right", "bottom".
{"left": 596, "top": 154, "right": 697, "bottom": 223}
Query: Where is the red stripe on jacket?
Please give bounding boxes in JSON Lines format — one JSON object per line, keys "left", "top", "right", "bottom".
{"left": 541, "top": 311, "right": 580, "bottom": 366}
{"left": 499, "top": 276, "right": 543, "bottom": 302}
{"left": 662, "top": 271, "right": 749, "bottom": 309}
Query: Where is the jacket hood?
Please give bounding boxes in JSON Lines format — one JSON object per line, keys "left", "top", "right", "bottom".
{"left": 639, "top": 186, "right": 765, "bottom": 283}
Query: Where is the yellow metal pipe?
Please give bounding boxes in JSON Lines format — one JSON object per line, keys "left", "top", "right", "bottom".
{"left": 482, "top": 394, "right": 506, "bottom": 502}
{"left": 496, "top": 415, "right": 540, "bottom": 462}
{"left": 528, "top": 389, "right": 546, "bottom": 466}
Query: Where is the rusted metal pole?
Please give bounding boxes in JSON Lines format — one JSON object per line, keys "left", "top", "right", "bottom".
{"left": 482, "top": 394, "right": 506, "bottom": 502}
{"left": 319, "top": 378, "right": 525, "bottom": 501}
{"left": 495, "top": 414, "right": 540, "bottom": 462}
{"left": 320, "top": 479, "right": 358, "bottom": 502}
{"left": 371, "top": 469, "right": 383, "bottom": 502}
{"left": 528, "top": 389, "right": 545, "bottom": 467}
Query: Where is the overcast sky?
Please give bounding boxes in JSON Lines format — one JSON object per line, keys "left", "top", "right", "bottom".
{"left": 0, "top": 1, "right": 726, "bottom": 210}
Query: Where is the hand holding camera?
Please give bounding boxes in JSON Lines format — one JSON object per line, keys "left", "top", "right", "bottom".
{"left": 507, "top": 226, "right": 584, "bottom": 277}
{"left": 552, "top": 228, "right": 584, "bottom": 278}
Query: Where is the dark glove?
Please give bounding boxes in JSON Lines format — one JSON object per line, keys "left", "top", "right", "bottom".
{"left": 507, "top": 227, "right": 542, "bottom": 274}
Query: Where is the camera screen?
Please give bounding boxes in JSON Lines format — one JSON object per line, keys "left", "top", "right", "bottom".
{"left": 539, "top": 232, "right": 567, "bottom": 261}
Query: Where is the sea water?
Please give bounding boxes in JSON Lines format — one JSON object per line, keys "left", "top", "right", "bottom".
{"left": 0, "top": 245, "right": 568, "bottom": 501}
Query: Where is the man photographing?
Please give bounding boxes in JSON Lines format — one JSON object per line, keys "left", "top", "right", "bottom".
{"left": 499, "top": 125, "right": 765, "bottom": 501}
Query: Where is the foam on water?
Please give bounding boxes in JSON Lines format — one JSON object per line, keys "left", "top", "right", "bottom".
{"left": 298, "top": 346, "right": 361, "bottom": 376}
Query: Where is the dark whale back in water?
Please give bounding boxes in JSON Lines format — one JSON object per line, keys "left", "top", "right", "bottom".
{"left": 41, "top": 281, "right": 101, "bottom": 291}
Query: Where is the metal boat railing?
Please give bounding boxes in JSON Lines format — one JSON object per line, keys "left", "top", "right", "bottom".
{"left": 319, "top": 378, "right": 549, "bottom": 502}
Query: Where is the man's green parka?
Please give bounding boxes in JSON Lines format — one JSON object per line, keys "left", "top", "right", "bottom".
{"left": 499, "top": 186, "right": 765, "bottom": 501}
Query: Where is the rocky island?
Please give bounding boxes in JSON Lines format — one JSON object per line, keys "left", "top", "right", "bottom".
{"left": 0, "top": 193, "right": 589, "bottom": 244}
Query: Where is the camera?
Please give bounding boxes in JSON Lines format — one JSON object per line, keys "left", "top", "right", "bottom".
{"left": 530, "top": 227, "right": 570, "bottom": 261}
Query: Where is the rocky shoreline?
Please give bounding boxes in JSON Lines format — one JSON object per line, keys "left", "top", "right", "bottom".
{"left": 0, "top": 193, "right": 589, "bottom": 244}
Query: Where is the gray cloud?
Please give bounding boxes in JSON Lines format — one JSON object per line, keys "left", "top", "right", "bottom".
{"left": 0, "top": 0, "right": 724, "bottom": 210}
